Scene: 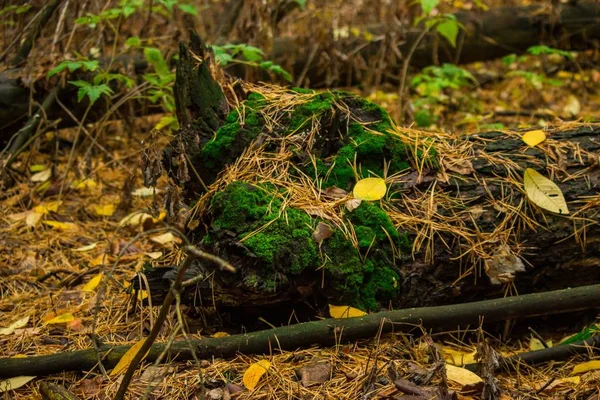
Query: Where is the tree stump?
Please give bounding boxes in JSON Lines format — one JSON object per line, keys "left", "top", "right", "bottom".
{"left": 152, "top": 34, "right": 600, "bottom": 312}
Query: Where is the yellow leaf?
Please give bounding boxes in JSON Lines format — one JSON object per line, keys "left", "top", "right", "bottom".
{"left": 90, "top": 253, "right": 110, "bottom": 266}
{"left": 538, "top": 376, "right": 579, "bottom": 392}
{"left": 243, "top": 359, "right": 271, "bottom": 391}
{"left": 34, "top": 201, "right": 62, "bottom": 214}
{"left": 44, "top": 313, "right": 75, "bottom": 325}
{"left": 25, "top": 211, "right": 43, "bottom": 228}
{"left": 92, "top": 204, "right": 115, "bottom": 217}
{"left": 572, "top": 360, "right": 600, "bottom": 375}
{"left": 529, "top": 338, "right": 552, "bottom": 351}
{"left": 73, "top": 242, "right": 98, "bottom": 252}
{"left": 82, "top": 273, "right": 103, "bottom": 292}
{"left": 30, "top": 164, "right": 46, "bottom": 172}
{"left": 118, "top": 212, "right": 153, "bottom": 227}
{"left": 42, "top": 220, "right": 80, "bottom": 231}
{"left": 522, "top": 130, "right": 546, "bottom": 147}
{"left": 353, "top": 177, "right": 387, "bottom": 201}
{"left": 442, "top": 347, "right": 476, "bottom": 366}
{"left": 145, "top": 251, "right": 163, "bottom": 259}
{"left": 132, "top": 187, "right": 162, "bottom": 197}
{"left": 524, "top": 168, "right": 569, "bottom": 215}
{"left": 328, "top": 304, "right": 367, "bottom": 318}
{"left": 0, "top": 316, "right": 30, "bottom": 336}
{"left": 0, "top": 376, "right": 36, "bottom": 393}
{"left": 30, "top": 169, "right": 52, "bottom": 183}
{"left": 212, "top": 332, "right": 230, "bottom": 338}
{"left": 110, "top": 338, "right": 149, "bottom": 376}
{"left": 150, "top": 232, "right": 181, "bottom": 246}
{"left": 445, "top": 364, "right": 483, "bottom": 386}
{"left": 73, "top": 178, "right": 97, "bottom": 190}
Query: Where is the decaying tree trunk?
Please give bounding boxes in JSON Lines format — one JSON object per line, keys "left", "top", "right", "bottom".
{"left": 149, "top": 34, "right": 600, "bottom": 313}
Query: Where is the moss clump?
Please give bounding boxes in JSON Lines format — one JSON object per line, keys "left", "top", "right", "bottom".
{"left": 200, "top": 94, "right": 266, "bottom": 176}
{"left": 288, "top": 93, "right": 336, "bottom": 133}
{"left": 209, "top": 182, "right": 319, "bottom": 277}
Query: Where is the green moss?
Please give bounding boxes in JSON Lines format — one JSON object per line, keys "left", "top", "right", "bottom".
{"left": 209, "top": 182, "right": 318, "bottom": 275}
{"left": 200, "top": 95, "right": 266, "bottom": 176}
{"left": 288, "top": 93, "right": 336, "bottom": 133}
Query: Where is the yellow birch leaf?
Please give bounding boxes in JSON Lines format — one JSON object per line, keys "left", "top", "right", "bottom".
{"left": 243, "top": 359, "right": 271, "bottom": 391}
{"left": 353, "top": 177, "right": 387, "bottom": 201}
{"left": 30, "top": 164, "right": 46, "bottom": 172}
{"left": 538, "top": 376, "right": 580, "bottom": 392}
{"left": 73, "top": 178, "right": 97, "bottom": 190}
{"left": 82, "top": 273, "right": 103, "bottom": 292}
{"left": 30, "top": 169, "right": 52, "bottom": 183}
{"left": 445, "top": 364, "right": 483, "bottom": 386}
{"left": 150, "top": 232, "right": 181, "bottom": 246}
{"left": 25, "top": 211, "right": 43, "bottom": 228}
{"left": 0, "top": 376, "right": 36, "bottom": 393}
{"left": 522, "top": 130, "right": 546, "bottom": 147}
{"left": 43, "top": 220, "right": 80, "bottom": 231}
{"left": 44, "top": 313, "right": 75, "bottom": 325}
{"left": 212, "top": 332, "right": 230, "bottom": 338}
{"left": 34, "top": 201, "right": 62, "bottom": 214}
{"left": 442, "top": 347, "right": 476, "bottom": 366}
{"left": 328, "top": 304, "right": 367, "bottom": 318}
{"left": 0, "top": 316, "right": 30, "bottom": 336}
{"left": 73, "top": 242, "right": 98, "bottom": 252}
{"left": 529, "top": 338, "right": 552, "bottom": 351}
{"left": 92, "top": 204, "right": 115, "bottom": 217}
{"left": 523, "top": 168, "right": 569, "bottom": 215}
{"left": 90, "top": 253, "right": 110, "bottom": 266}
{"left": 572, "top": 360, "right": 600, "bottom": 375}
{"left": 118, "top": 212, "right": 153, "bottom": 227}
{"left": 110, "top": 338, "right": 149, "bottom": 376}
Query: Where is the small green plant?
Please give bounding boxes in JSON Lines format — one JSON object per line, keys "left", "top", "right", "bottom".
{"left": 410, "top": 63, "right": 477, "bottom": 127}
{"left": 212, "top": 43, "right": 292, "bottom": 82}
{"left": 418, "top": 0, "right": 463, "bottom": 47}
{"left": 502, "top": 45, "right": 572, "bottom": 90}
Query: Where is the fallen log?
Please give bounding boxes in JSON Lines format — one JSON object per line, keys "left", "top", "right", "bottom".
{"left": 0, "top": 284, "right": 598, "bottom": 378}
{"left": 155, "top": 34, "right": 600, "bottom": 313}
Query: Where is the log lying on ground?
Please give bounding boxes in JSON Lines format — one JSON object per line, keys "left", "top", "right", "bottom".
{"left": 264, "top": 0, "right": 600, "bottom": 86}
{"left": 0, "top": 284, "right": 598, "bottom": 378}
{"left": 157, "top": 34, "right": 600, "bottom": 313}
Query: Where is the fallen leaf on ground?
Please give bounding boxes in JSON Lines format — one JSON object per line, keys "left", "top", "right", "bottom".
{"left": 243, "top": 359, "right": 271, "bottom": 390}
{"left": 524, "top": 168, "right": 569, "bottom": 215}
{"left": 353, "top": 177, "right": 387, "bottom": 201}
{"left": 296, "top": 362, "right": 332, "bottom": 387}
{"left": 522, "top": 129, "right": 546, "bottom": 147}
{"left": 44, "top": 312, "right": 75, "bottom": 325}
{"left": 329, "top": 304, "right": 367, "bottom": 318}
{"left": 0, "top": 376, "right": 36, "bottom": 393}
{"left": 484, "top": 244, "right": 525, "bottom": 285}
{"left": 572, "top": 360, "right": 600, "bottom": 375}
{"left": 150, "top": 232, "right": 181, "bottom": 246}
{"left": 312, "top": 222, "right": 333, "bottom": 244}
{"left": 42, "top": 220, "right": 80, "bottom": 231}
{"left": 110, "top": 338, "right": 149, "bottom": 376}
{"left": 82, "top": 273, "right": 103, "bottom": 292}
{"left": 0, "top": 316, "right": 30, "bottom": 336}
{"left": 30, "top": 169, "right": 52, "bottom": 183}
{"left": 445, "top": 365, "right": 483, "bottom": 386}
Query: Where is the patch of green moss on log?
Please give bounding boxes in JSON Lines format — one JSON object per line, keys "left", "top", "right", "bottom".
{"left": 209, "top": 182, "right": 318, "bottom": 276}
{"left": 200, "top": 94, "right": 266, "bottom": 175}
{"left": 207, "top": 182, "right": 408, "bottom": 310}
{"left": 288, "top": 92, "right": 336, "bottom": 133}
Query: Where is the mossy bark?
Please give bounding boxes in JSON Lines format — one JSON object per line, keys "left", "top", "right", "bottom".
{"left": 161, "top": 36, "right": 600, "bottom": 313}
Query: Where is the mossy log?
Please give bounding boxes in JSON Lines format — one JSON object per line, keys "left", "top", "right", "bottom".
{"left": 155, "top": 35, "right": 600, "bottom": 313}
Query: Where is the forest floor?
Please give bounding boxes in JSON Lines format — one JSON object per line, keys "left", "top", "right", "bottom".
{"left": 2, "top": 52, "right": 600, "bottom": 399}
